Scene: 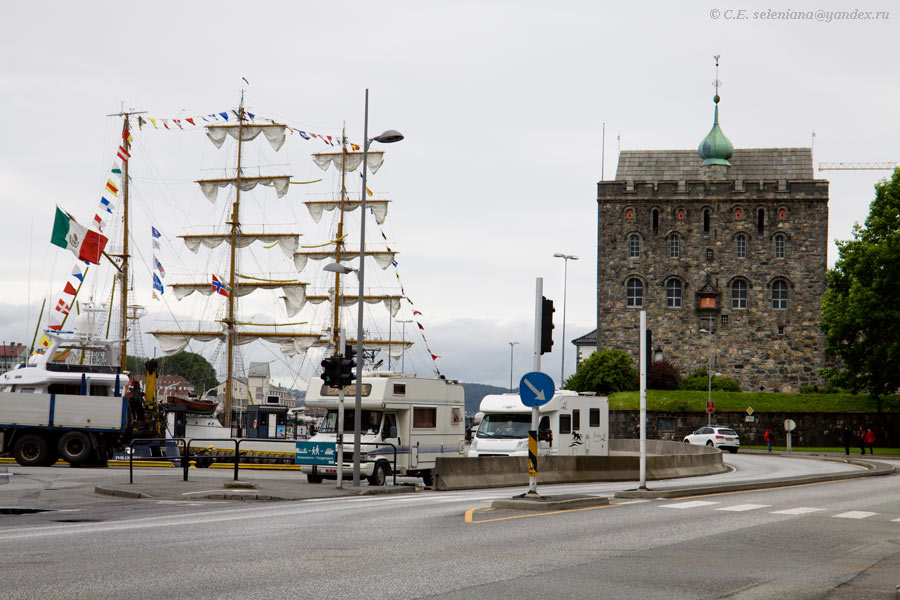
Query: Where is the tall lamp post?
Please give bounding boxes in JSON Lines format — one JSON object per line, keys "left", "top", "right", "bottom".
{"left": 699, "top": 328, "right": 714, "bottom": 426}
{"left": 396, "top": 319, "right": 413, "bottom": 373}
{"left": 354, "top": 89, "right": 403, "bottom": 486}
{"left": 508, "top": 341, "right": 519, "bottom": 391}
{"left": 553, "top": 253, "right": 578, "bottom": 386}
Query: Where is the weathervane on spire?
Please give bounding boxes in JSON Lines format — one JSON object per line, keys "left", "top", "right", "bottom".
{"left": 712, "top": 54, "right": 722, "bottom": 103}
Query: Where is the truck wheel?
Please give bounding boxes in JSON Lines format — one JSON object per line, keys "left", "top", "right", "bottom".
{"left": 13, "top": 434, "right": 50, "bottom": 467}
{"left": 307, "top": 473, "right": 323, "bottom": 484}
{"left": 367, "top": 462, "right": 389, "bottom": 486}
{"left": 421, "top": 470, "right": 434, "bottom": 488}
{"left": 58, "top": 431, "right": 93, "bottom": 465}
{"left": 41, "top": 446, "right": 60, "bottom": 467}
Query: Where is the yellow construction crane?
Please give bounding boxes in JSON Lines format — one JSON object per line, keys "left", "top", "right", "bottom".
{"left": 819, "top": 162, "right": 899, "bottom": 171}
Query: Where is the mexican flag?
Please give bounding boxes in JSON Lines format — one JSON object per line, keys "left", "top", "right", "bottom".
{"left": 50, "top": 207, "right": 108, "bottom": 264}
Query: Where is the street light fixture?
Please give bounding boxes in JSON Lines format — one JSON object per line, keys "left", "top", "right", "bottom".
{"left": 353, "top": 89, "right": 403, "bottom": 486}
{"left": 508, "top": 341, "right": 519, "bottom": 391}
{"left": 553, "top": 253, "right": 578, "bottom": 386}
{"left": 699, "top": 328, "right": 714, "bottom": 426}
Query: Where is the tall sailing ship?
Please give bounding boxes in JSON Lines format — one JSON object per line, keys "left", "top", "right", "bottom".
{"left": 148, "top": 95, "right": 417, "bottom": 426}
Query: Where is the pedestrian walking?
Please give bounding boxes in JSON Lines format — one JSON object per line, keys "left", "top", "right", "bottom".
{"left": 857, "top": 426, "right": 866, "bottom": 455}
{"left": 864, "top": 428, "right": 876, "bottom": 455}
{"left": 840, "top": 425, "right": 852, "bottom": 456}
{"left": 764, "top": 428, "right": 773, "bottom": 453}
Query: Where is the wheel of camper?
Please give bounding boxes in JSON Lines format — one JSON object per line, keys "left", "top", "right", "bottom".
{"left": 58, "top": 431, "right": 93, "bottom": 465}
{"left": 367, "top": 462, "right": 389, "bottom": 486}
{"left": 13, "top": 434, "right": 51, "bottom": 467}
{"left": 421, "top": 470, "right": 434, "bottom": 488}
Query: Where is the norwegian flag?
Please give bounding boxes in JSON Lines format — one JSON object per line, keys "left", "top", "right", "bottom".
{"left": 211, "top": 275, "right": 230, "bottom": 297}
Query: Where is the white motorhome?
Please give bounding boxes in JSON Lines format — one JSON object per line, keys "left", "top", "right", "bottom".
{"left": 467, "top": 391, "right": 609, "bottom": 457}
{"left": 299, "top": 373, "right": 466, "bottom": 486}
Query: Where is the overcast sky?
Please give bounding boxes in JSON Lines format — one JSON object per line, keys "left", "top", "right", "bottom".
{"left": 1, "top": 1, "right": 897, "bottom": 391}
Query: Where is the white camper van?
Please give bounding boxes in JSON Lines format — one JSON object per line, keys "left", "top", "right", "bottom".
{"left": 299, "top": 373, "right": 466, "bottom": 486}
{"left": 467, "top": 391, "right": 609, "bottom": 457}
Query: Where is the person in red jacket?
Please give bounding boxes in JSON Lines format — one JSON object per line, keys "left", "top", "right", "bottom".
{"left": 864, "top": 428, "right": 876, "bottom": 455}
{"left": 764, "top": 428, "right": 773, "bottom": 453}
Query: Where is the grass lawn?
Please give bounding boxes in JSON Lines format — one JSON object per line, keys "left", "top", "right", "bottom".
{"left": 744, "top": 445, "right": 900, "bottom": 455}
{"left": 608, "top": 390, "right": 900, "bottom": 413}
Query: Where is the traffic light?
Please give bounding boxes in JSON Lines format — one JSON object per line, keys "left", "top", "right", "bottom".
{"left": 320, "top": 356, "right": 342, "bottom": 388}
{"left": 540, "top": 296, "right": 554, "bottom": 355}
{"left": 340, "top": 344, "right": 356, "bottom": 387}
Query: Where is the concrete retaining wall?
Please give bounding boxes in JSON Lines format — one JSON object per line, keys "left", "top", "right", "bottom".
{"left": 433, "top": 439, "right": 725, "bottom": 491}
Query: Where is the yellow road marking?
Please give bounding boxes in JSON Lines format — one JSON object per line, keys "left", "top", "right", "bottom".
{"left": 465, "top": 503, "right": 617, "bottom": 524}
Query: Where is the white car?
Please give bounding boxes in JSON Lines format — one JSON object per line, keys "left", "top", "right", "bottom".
{"left": 683, "top": 426, "right": 740, "bottom": 453}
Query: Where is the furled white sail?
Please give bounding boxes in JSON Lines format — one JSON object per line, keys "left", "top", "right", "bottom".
{"left": 181, "top": 233, "right": 298, "bottom": 258}
{"left": 207, "top": 124, "right": 287, "bottom": 151}
{"left": 198, "top": 176, "right": 291, "bottom": 203}
{"left": 305, "top": 294, "right": 403, "bottom": 318}
{"left": 312, "top": 151, "right": 384, "bottom": 174}
{"left": 304, "top": 199, "right": 390, "bottom": 225}
{"left": 293, "top": 250, "right": 396, "bottom": 272}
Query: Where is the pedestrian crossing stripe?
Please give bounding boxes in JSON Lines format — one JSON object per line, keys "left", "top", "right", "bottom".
{"left": 833, "top": 511, "right": 878, "bottom": 519}
{"left": 660, "top": 501, "right": 719, "bottom": 509}
{"left": 715, "top": 504, "right": 771, "bottom": 512}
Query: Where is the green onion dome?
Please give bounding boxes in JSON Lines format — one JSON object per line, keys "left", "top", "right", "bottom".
{"left": 698, "top": 94, "right": 733, "bottom": 166}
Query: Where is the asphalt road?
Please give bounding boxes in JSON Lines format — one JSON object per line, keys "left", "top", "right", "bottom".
{"left": 0, "top": 455, "right": 895, "bottom": 599}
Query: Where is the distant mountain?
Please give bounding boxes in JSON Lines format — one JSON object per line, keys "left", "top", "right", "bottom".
{"left": 461, "top": 382, "right": 512, "bottom": 416}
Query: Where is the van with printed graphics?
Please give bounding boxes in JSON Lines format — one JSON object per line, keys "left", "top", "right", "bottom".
{"left": 467, "top": 391, "right": 609, "bottom": 457}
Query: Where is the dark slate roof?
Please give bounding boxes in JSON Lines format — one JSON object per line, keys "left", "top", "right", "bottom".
{"left": 572, "top": 329, "right": 597, "bottom": 346}
{"left": 614, "top": 148, "right": 813, "bottom": 181}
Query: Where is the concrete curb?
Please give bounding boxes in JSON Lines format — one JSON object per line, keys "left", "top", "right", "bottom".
{"left": 614, "top": 459, "right": 896, "bottom": 499}
{"left": 95, "top": 486, "right": 152, "bottom": 499}
{"left": 491, "top": 495, "right": 609, "bottom": 511}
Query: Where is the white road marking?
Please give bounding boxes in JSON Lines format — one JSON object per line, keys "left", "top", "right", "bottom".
{"left": 892, "top": 518, "right": 900, "bottom": 523}
{"left": 716, "top": 504, "right": 771, "bottom": 512}
{"left": 771, "top": 507, "right": 825, "bottom": 515}
{"left": 660, "top": 501, "right": 719, "bottom": 509}
{"left": 833, "top": 511, "right": 878, "bottom": 519}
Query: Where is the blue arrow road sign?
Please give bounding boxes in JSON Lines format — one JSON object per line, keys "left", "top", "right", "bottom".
{"left": 519, "top": 371, "right": 555, "bottom": 407}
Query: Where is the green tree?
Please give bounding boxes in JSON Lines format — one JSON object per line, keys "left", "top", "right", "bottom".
{"left": 564, "top": 349, "right": 637, "bottom": 394}
{"left": 821, "top": 168, "right": 900, "bottom": 410}
{"left": 155, "top": 352, "right": 219, "bottom": 395}
{"left": 679, "top": 368, "right": 742, "bottom": 392}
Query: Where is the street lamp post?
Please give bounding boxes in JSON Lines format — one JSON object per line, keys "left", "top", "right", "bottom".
{"left": 353, "top": 88, "right": 403, "bottom": 486}
{"left": 553, "top": 253, "right": 578, "bottom": 386}
{"left": 508, "top": 341, "right": 519, "bottom": 391}
{"left": 396, "top": 319, "right": 413, "bottom": 373}
{"left": 700, "top": 328, "right": 714, "bottom": 426}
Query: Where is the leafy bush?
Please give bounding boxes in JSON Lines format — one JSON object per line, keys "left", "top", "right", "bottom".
{"left": 679, "top": 368, "right": 741, "bottom": 392}
{"left": 565, "top": 349, "right": 637, "bottom": 394}
{"left": 647, "top": 359, "right": 682, "bottom": 390}
{"left": 799, "top": 384, "right": 844, "bottom": 394}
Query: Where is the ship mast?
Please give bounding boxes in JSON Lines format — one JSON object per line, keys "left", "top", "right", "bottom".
{"left": 331, "top": 126, "right": 349, "bottom": 354}
{"left": 224, "top": 92, "right": 246, "bottom": 428}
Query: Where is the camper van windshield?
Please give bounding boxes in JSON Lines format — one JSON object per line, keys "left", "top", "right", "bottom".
{"left": 476, "top": 413, "right": 531, "bottom": 438}
{"left": 319, "top": 409, "right": 383, "bottom": 434}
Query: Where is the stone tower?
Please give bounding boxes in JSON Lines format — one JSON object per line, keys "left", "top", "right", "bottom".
{"left": 593, "top": 92, "right": 829, "bottom": 393}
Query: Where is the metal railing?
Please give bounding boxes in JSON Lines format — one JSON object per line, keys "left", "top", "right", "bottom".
{"left": 128, "top": 438, "right": 186, "bottom": 484}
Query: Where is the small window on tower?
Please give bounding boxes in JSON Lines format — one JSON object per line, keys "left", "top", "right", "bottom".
{"left": 625, "top": 208, "right": 634, "bottom": 220}
{"left": 677, "top": 208, "right": 685, "bottom": 221}
{"left": 706, "top": 248, "right": 714, "bottom": 261}
{"left": 703, "top": 209, "right": 711, "bottom": 233}
{"left": 778, "top": 207, "right": 787, "bottom": 220}
{"left": 734, "top": 208, "right": 742, "bottom": 220}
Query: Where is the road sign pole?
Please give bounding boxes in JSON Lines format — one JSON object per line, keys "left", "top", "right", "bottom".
{"left": 336, "top": 329, "right": 345, "bottom": 489}
{"left": 529, "top": 277, "right": 542, "bottom": 495}
{"left": 639, "top": 310, "right": 647, "bottom": 490}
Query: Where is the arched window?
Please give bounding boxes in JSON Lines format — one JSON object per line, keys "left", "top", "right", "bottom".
{"left": 774, "top": 233, "right": 786, "bottom": 259}
{"left": 703, "top": 209, "right": 711, "bottom": 233}
{"left": 778, "top": 207, "right": 787, "bottom": 220}
{"left": 651, "top": 208, "right": 659, "bottom": 234}
{"left": 772, "top": 280, "right": 788, "bottom": 310}
{"left": 668, "top": 233, "right": 681, "bottom": 258}
{"left": 626, "top": 278, "right": 643, "bottom": 307}
{"left": 666, "top": 279, "right": 682, "bottom": 308}
{"left": 677, "top": 208, "right": 685, "bottom": 221}
{"left": 731, "top": 279, "right": 748, "bottom": 309}
{"left": 757, "top": 208, "right": 765, "bottom": 234}
{"left": 735, "top": 234, "right": 747, "bottom": 258}
{"left": 628, "top": 234, "right": 640, "bottom": 258}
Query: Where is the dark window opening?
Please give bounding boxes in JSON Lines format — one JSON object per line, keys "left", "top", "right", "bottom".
{"left": 706, "top": 248, "right": 714, "bottom": 261}
{"left": 559, "top": 414, "right": 572, "bottom": 435}
{"left": 757, "top": 209, "right": 765, "bottom": 234}
{"left": 703, "top": 209, "right": 710, "bottom": 233}
{"left": 589, "top": 408, "right": 600, "bottom": 427}
{"left": 572, "top": 409, "right": 580, "bottom": 431}
{"left": 651, "top": 209, "right": 659, "bottom": 233}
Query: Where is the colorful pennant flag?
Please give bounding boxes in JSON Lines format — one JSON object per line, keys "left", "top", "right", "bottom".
{"left": 105, "top": 179, "right": 119, "bottom": 196}
{"left": 155, "top": 258, "right": 165, "bottom": 277}
{"left": 100, "top": 198, "right": 114, "bottom": 213}
{"left": 116, "top": 145, "right": 131, "bottom": 162}
{"left": 71, "top": 265, "right": 83, "bottom": 282}
{"left": 153, "top": 273, "right": 164, "bottom": 295}
{"left": 63, "top": 282, "right": 77, "bottom": 296}
{"left": 151, "top": 226, "right": 161, "bottom": 238}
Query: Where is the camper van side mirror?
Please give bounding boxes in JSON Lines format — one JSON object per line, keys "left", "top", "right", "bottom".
{"left": 539, "top": 429, "right": 553, "bottom": 444}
